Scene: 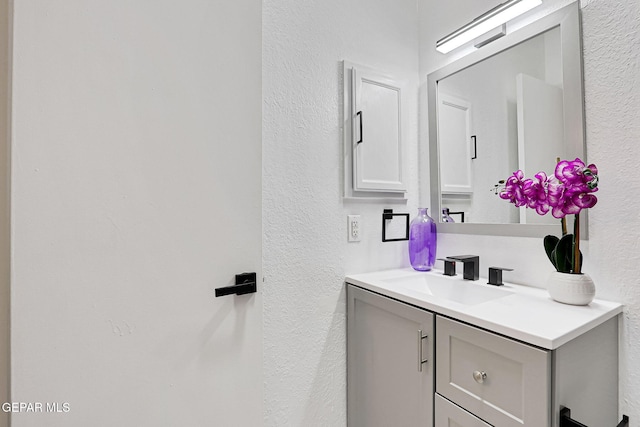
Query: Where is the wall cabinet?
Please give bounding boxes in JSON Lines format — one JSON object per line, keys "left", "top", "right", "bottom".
{"left": 343, "top": 62, "right": 407, "bottom": 198}
{"left": 347, "top": 284, "right": 619, "bottom": 427}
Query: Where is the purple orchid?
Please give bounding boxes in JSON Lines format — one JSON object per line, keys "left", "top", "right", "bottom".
{"left": 522, "top": 172, "right": 551, "bottom": 216}
{"left": 500, "top": 159, "right": 599, "bottom": 219}
{"left": 499, "top": 170, "right": 527, "bottom": 207}
{"left": 548, "top": 158, "right": 599, "bottom": 218}
{"left": 498, "top": 158, "right": 599, "bottom": 275}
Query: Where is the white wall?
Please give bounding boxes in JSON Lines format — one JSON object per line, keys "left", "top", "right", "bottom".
{"left": 0, "top": 1, "right": 10, "bottom": 426}
{"left": 265, "top": 0, "right": 639, "bottom": 424}
{"left": 262, "top": 0, "right": 420, "bottom": 424}
{"left": 421, "top": 0, "right": 640, "bottom": 421}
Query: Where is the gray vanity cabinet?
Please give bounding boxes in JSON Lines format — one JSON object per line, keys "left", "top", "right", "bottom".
{"left": 347, "top": 283, "right": 620, "bottom": 427}
{"left": 347, "top": 285, "right": 434, "bottom": 427}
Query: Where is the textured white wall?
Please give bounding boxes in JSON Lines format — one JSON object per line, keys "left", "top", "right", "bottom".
{"left": 265, "top": 0, "right": 639, "bottom": 424}
{"left": 582, "top": 0, "right": 640, "bottom": 418}
{"left": 421, "top": 0, "right": 640, "bottom": 421}
{"left": 263, "top": 0, "right": 420, "bottom": 425}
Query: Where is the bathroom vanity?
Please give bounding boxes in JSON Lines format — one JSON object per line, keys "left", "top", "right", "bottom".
{"left": 346, "top": 269, "right": 623, "bottom": 427}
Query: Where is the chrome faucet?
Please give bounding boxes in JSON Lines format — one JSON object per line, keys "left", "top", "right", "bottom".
{"left": 447, "top": 255, "right": 479, "bottom": 281}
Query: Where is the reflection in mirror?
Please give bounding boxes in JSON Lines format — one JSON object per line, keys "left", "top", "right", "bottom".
{"left": 427, "top": 3, "right": 586, "bottom": 237}
{"left": 437, "top": 27, "right": 561, "bottom": 225}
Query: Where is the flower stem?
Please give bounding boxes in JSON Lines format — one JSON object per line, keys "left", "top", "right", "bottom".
{"left": 556, "top": 157, "right": 569, "bottom": 237}
{"left": 573, "top": 213, "right": 581, "bottom": 274}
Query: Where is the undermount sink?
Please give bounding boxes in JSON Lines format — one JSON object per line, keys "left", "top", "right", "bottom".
{"left": 382, "top": 274, "right": 514, "bottom": 305}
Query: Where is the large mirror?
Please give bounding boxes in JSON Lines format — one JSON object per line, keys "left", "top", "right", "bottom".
{"left": 427, "top": 3, "right": 586, "bottom": 237}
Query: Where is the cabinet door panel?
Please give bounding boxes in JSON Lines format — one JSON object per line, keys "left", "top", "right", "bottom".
{"left": 436, "top": 316, "right": 550, "bottom": 427}
{"left": 438, "top": 93, "right": 472, "bottom": 194}
{"left": 353, "top": 67, "right": 406, "bottom": 192}
{"left": 347, "top": 285, "right": 433, "bottom": 427}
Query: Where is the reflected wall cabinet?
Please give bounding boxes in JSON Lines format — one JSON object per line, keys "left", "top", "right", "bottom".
{"left": 437, "top": 92, "right": 473, "bottom": 194}
{"left": 343, "top": 61, "right": 406, "bottom": 198}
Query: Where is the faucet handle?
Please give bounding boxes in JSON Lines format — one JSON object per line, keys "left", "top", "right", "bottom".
{"left": 448, "top": 255, "right": 479, "bottom": 281}
{"left": 488, "top": 267, "right": 514, "bottom": 286}
{"left": 437, "top": 258, "right": 457, "bottom": 276}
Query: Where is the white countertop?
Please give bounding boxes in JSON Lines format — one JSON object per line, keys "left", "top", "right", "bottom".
{"left": 345, "top": 268, "right": 623, "bottom": 350}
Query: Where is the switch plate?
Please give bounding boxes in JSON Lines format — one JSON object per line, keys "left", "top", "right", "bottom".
{"left": 348, "top": 215, "right": 361, "bottom": 242}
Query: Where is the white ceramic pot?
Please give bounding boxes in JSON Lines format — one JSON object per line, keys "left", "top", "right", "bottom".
{"left": 546, "top": 271, "right": 596, "bottom": 305}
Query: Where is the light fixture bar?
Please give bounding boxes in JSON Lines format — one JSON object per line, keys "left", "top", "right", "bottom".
{"left": 473, "top": 24, "right": 507, "bottom": 49}
{"left": 436, "top": 0, "right": 542, "bottom": 54}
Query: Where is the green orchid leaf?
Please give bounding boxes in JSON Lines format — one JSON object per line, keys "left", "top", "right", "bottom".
{"left": 544, "top": 235, "right": 559, "bottom": 268}
{"left": 553, "top": 234, "right": 574, "bottom": 273}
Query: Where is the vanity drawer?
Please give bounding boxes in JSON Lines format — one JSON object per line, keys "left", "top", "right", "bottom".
{"left": 435, "top": 393, "right": 492, "bottom": 427}
{"left": 436, "top": 316, "right": 551, "bottom": 427}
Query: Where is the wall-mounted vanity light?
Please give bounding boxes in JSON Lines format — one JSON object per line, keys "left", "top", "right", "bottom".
{"left": 435, "top": 0, "right": 542, "bottom": 54}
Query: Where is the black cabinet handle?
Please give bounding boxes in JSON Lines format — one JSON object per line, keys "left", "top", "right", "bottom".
{"left": 215, "top": 272, "right": 257, "bottom": 297}
{"left": 356, "top": 111, "right": 363, "bottom": 144}
{"left": 560, "top": 407, "right": 629, "bottom": 427}
{"left": 471, "top": 135, "right": 477, "bottom": 159}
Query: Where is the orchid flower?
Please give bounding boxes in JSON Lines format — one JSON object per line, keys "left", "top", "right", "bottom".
{"left": 522, "top": 172, "right": 551, "bottom": 216}
{"left": 548, "top": 158, "right": 599, "bottom": 218}
{"left": 498, "top": 170, "right": 527, "bottom": 207}
{"left": 498, "top": 158, "right": 599, "bottom": 274}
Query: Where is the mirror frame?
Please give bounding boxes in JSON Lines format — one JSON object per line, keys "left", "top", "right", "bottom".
{"left": 426, "top": 2, "right": 587, "bottom": 238}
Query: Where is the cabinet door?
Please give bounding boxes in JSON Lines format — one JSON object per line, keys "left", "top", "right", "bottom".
{"left": 347, "top": 285, "right": 434, "bottom": 427}
{"left": 352, "top": 66, "right": 406, "bottom": 193}
{"left": 435, "top": 394, "right": 492, "bottom": 427}
{"left": 437, "top": 93, "right": 473, "bottom": 194}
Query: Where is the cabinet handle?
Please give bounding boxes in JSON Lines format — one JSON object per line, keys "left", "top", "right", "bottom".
{"left": 471, "top": 135, "right": 477, "bottom": 159}
{"left": 356, "top": 111, "right": 363, "bottom": 144}
{"left": 417, "top": 330, "right": 428, "bottom": 372}
{"left": 473, "top": 370, "right": 487, "bottom": 383}
{"left": 560, "top": 407, "right": 630, "bottom": 427}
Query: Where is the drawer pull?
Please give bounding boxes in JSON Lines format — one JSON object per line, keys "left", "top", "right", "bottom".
{"left": 418, "top": 330, "right": 428, "bottom": 372}
{"left": 473, "top": 370, "right": 487, "bottom": 383}
{"left": 560, "top": 406, "right": 629, "bottom": 426}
